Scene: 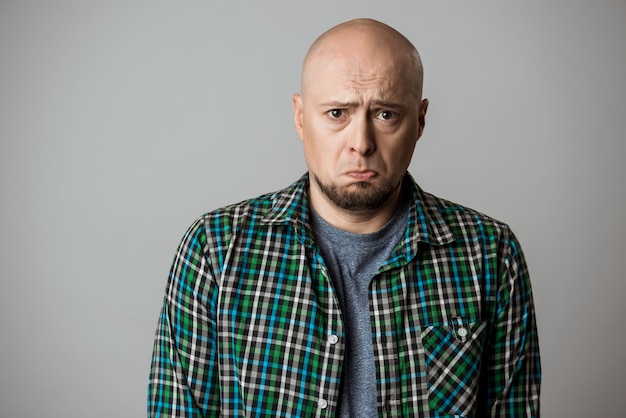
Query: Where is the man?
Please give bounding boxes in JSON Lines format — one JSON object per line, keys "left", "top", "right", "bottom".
{"left": 148, "top": 18, "right": 541, "bottom": 417}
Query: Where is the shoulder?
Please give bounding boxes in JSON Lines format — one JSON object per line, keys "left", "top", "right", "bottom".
{"left": 183, "top": 175, "right": 308, "bottom": 249}
{"left": 202, "top": 190, "right": 277, "bottom": 229}
{"left": 417, "top": 190, "right": 529, "bottom": 283}
{"left": 418, "top": 187, "right": 519, "bottom": 252}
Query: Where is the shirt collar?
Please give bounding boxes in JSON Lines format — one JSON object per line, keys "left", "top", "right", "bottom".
{"left": 260, "top": 172, "right": 455, "bottom": 251}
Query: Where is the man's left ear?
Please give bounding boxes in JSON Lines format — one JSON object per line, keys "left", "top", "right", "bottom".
{"left": 418, "top": 98, "right": 429, "bottom": 138}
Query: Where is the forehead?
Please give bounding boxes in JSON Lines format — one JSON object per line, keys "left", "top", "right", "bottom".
{"left": 303, "top": 27, "right": 420, "bottom": 102}
{"left": 306, "top": 52, "right": 415, "bottom": 103}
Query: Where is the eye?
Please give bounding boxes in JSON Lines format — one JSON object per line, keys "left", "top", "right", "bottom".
{"left": 376, "top": 110, "right": 397, "bottom": 121}
{"left": 327, "top": 109, "right": 345, "bottom": 119}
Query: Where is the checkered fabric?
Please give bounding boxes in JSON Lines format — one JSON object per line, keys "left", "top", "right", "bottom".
{"left": 148, "top": 173, "right": 541, "bottom": 417}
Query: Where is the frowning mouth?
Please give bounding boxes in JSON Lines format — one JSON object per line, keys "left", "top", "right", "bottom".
{"left": 346, "top": 170, "right": 377, "bottom": 180}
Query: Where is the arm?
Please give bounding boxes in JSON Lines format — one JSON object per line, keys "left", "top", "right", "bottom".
{"left": 148, "top": 218, "right": 220, "bottom": 417}
{"left": 479, "top": 231, "right": 541, "bottom": 417}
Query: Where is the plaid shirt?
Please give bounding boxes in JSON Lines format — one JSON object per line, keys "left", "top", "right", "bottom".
{"left": 148, "top": 173, "right": 540, "bottom": 417}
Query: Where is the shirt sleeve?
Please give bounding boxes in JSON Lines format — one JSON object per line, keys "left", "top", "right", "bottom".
{"left": 148, "top": 218, "right": 220, "bottom": 417}
{"left": 479, "top": 230, "right": 541, "bottom": 417}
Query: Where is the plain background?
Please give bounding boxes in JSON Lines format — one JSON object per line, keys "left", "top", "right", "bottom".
{"left": 1, "top": 1, "right": 624, "bottom": 416}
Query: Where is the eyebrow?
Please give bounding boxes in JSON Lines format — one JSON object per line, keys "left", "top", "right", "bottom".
{"left": 319, "top": 100, "right": 406, "bottom": 109}
{"left": 319, "top": 101, "right": 358, "bottom": 108}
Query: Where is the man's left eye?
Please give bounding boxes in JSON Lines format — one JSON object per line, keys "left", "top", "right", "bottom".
{"left": 377, "top": 111, "right": 396, "bottom": 120}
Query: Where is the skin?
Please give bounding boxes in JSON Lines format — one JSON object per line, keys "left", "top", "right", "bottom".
{"left": 293, "top": 19, "right": 429, "bottom": 233}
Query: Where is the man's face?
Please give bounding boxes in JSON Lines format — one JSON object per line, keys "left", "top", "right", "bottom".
{"left": 293, "top": 43, "right": 428, "bottom": 212}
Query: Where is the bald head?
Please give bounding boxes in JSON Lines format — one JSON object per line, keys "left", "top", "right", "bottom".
{"left": 301, "top": 19, "right": 424, "bottom": 101}
{"left": 292, "top": 19, "right": 429, "bottom": 227}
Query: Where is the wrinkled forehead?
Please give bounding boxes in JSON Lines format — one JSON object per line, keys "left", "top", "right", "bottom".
{"left": 302, "top": 22, "right": 423, "bottom": 99}
{"left": 303, "top": 39, "right": 422, "bottom": 101}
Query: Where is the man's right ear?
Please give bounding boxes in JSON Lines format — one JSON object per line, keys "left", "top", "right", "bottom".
{"left": 292, "top": 94, "right": 304, "bottom": 140}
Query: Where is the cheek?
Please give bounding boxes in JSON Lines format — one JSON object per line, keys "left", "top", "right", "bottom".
{"left": 302, "top": 132, "right": 327, "bottom": 170}
{"left": 384, "top": 138, "right": 417, "bottom": 169}
{"left": 303, "top": 124, "right": 339, "bottom": 156}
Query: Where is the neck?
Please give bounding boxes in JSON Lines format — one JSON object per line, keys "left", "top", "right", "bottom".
{"left": 308, "top": 182, "right": 403, "bottom": 234}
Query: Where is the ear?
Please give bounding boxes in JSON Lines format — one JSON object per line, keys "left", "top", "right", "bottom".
{"left": 417, "top": 98, "right": 429, "bottom": 139}
{"left": 293, "top": 94, "right": 305, "bottom": 141}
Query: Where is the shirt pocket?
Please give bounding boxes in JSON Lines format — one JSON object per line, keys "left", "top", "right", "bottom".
{"left": 421, "top": 318, "right": 488, "bottom": 417}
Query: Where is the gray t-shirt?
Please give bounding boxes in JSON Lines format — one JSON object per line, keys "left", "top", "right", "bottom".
{"left": 310, "top": 195, "right": 409, "bottom": 417}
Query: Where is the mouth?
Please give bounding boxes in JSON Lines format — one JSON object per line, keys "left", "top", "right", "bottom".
{"left": 346, "top": 170, "right": 377, "bottom": 180}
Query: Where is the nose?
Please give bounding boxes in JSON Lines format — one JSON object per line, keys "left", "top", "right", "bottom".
{"left": 347, "top": 114, "right": 376, "bottom": 156}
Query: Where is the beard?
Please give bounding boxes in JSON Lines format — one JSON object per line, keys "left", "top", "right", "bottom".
{"left": 312, "top": 172, "right": 401, "bottom": 211}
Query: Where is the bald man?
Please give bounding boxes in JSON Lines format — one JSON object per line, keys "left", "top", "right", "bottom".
{"left": 149, "top": 19, "right": 541, "bottom": 417}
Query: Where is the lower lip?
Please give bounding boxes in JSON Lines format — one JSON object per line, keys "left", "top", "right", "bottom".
{"left": 348, "top": 171, "right": 377, "bottom": 180}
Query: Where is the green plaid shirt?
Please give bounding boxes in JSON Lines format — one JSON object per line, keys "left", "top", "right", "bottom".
{"left": 148, "top": 173, "right": 540, "bottom": 417}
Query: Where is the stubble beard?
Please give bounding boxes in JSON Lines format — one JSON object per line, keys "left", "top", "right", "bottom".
{"left": 312, "top": 172, "right": 401, "bottom": 212}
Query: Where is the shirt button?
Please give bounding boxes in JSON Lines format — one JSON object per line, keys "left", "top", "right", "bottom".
{"left": 318, "top": 398, "right": 328, "bottom": 409}
{"left": 457, "top": 327, "right": 468, "bottom": 338}
{"left": 328, "top": 334, "right": 339, "bottom": 345}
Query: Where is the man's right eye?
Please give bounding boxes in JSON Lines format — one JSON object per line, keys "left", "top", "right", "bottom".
{"left": 328, "top": 109, "right": 344, "bottom": 119}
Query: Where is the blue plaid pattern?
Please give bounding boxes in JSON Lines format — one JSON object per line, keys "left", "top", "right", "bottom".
{"left": 148, "top": 173, "right": 541, "bottom": 417}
